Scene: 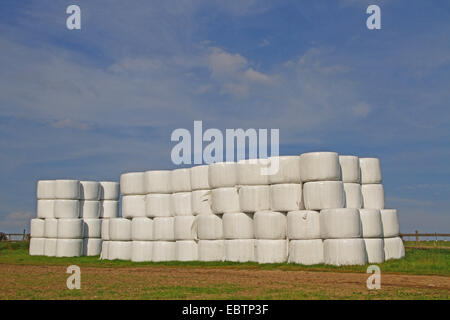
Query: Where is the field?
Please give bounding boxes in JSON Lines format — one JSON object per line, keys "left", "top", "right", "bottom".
{"left": 0, "top": 242, "right": 448, "bottom": 300}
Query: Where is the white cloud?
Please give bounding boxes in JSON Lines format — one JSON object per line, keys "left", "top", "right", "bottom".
{"left": 51, "top": 118, "right": 91, "bottom": 130}
{"left": 207, "top": 47, "right": 248, "bottom": 79}
{"left": 351, "top": 102, "right": 371, "bottom": 118}
{"left": 244, "top": 68, "right": 271, "bottom": 83}
{"left": 259, "top": 38, "right": 270, "bottom": 47}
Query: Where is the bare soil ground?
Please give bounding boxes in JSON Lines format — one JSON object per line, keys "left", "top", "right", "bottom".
{"left": 1, "top": 264, "right": 448, "bottom": 300}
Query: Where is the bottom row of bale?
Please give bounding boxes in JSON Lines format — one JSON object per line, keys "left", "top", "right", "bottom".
{"left": 29, "top": 210, "right": 405, "bottom": 266}
{"left": 29, "top": 237, "right": 404, "bottom": 265}
{"left": 99, "top": 237, "right": 405, "bottom": 265}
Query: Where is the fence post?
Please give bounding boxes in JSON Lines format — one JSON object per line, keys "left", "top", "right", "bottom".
{"left": 415, "top": 230, "right": 419, "bottom": 246}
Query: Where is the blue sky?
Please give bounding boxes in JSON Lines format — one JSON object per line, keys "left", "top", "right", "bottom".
{"left": 0, "top": 0, "right": 449, "bottom": 233}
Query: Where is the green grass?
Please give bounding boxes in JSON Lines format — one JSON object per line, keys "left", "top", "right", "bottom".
{"left": 1, "top": 241, "right": 449, "bottom": 276}
{"left": 0, "top": 242, "right": 448, "bottom": 300}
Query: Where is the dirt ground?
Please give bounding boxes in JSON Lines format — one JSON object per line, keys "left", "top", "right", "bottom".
{"left": 1, "top": 264, "right": 449, "bottom": 299}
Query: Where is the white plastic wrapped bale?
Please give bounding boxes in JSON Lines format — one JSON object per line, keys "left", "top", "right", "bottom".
{"left": 198, "top": 240, "right": 225, "bottom": 261}
{"left": 54, "top": 199, "right": 80, "bottom": 219}
{"left": 303, "top": 181, "right": 345, "bottom": 210}
{"left": 146, "top": 194, "right": 173, "bottom": 217}
{"left": 267, "top": 156, "right": 301, "bottom": 184}
{"left": 122, "top": 195, "right": 146, "bottom": 218}
{"left": 359, "top": 209, "right": 383, "bottom": 238}
{"left": 101, "top": 219, "right": 110, "bottom": 240}
{"left": 100, "top": 241, "right": 109, "bottom": 260}
{"left": 222, "top": 212, "right": 254, "bottom": 239}
{"left": 287, "top": 210, "right": 321, "bottom": 240}
{"left": 57, "top": 219, "right": 84, "bottom": 239}
{"left": 83, "top": 238, "right": 102, "bottom": 256}
{"left": 255, "top": 240, "right": 288, "bottom": 264}
{"left": 364, "top": 238, "right": 385, "bottom": 263}
{"left": 211, "top": 187, "right": 240, "bottom": 214}
{"left": 361, "top": 184, "right": 385, "bottom": 209}
{"left": 254, "top": 211, "right": 286, "bottom": 240}
{"left": 359, "top": 158, "right": 382, "bottom": 184}
{"left": 37, "top": 200, "right": 55, "bottom": 219}
{"left": 80, "top": 181, "right": 100, "bottom": 200}
{"left": 144, "top": 170, "right": 172, "bottom": 194}
{"left": 131, "top": 241, "right": 153, "bottom": 262}
{"left": 56, "top": 239, "right": 83, "bottom": 257}
{"left": 44, "top": 238, "right": 57, "bottom": 257}
{"left": 37, "top": 180, "right": 55, "bottom": 199}
{"left": 208, "top": 162, "right": 237, "bottom": 188}
{"left": 100, "top": 200, "right": 119, "bottom": 218}
{"left": 80, "top": 200, "right": 100, "bottom": 218}
{"left": 55, "top": 180, "right": 80, "bottom": 199}
{"left": 30, "top": 218, "right": 45, "bottom": 238}
{"left": 320, "top": 208, "right": 361, "bottom": 239}
{"left": 237, "top": 159, "right": 269, "bottom": 185}
{"left": 120, "top": 172, "right": 145, "bottom": 195}
{"left": 82, "top": 219, "right": 102, "bottom": 238}
{"left": 109, "top": 218, "right": 132, "bottom": 241}
{"left": 197, "top": 214, "right": 223, "bottom": 240}
{"left": 174, "top": 216, "right": 197, "bottom": 240}
{"left": 176, "top": 240, "right": 198, "bottom": 261}
{"left": 191, "top": 190, "right": 212, "bottom": 215}
{"left": 29, "top": 238, "right": 45, "bottom": 256}
{"left": 190, "top": 165, "right": 210, "bottom": 190}
{"left": 172, "top": 192, "right": 193, "bottom": 216}
{"left": 384, "top": 237, "right": 405, "bottom": 260}
{"left": 152, "top": 241, "right": 176, "bottom": 262}
{"left": 343, "top": 183, "right": 363, "bottom": 209}
{"left": 153, "top": 217, "right": 175, "bottom": 241}
{"left": 108, "top": 241, "right": 132, "bottom": 260}
{"left": 339, "top": 155, "right": 360, "bottom": 183}
{"left": 99, "top": 181, "right": 120, "bottom": 200}
{"left": 288, "top": 240, "right": 324, "bottom": 265}
{"left": 323, "top": 239, "right": 367, "bottom": 266}
{"left": 380, "top": 209, "right": 400, "bottom": 237}
{"left": 239, "top": 185, "right": 270, "bottom": 213}
{"left": 224, "top": 239, "right": 255, "bottom": 262}
{"left": 299, "top": 152, "right": 341, "bottom": 182}
{"left": 131, "top": 217, "right": 153, "bottom": 241}
{"left": 44, "top": 218, "right": 58, "bottom": 238}
{"left": 270, "top": 184, "right": 303, "bottom": 212}
{"left": 171, "top": 168, "right": 192, "bottom": 193}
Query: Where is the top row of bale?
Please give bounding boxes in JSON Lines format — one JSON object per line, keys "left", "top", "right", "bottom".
{"left": 119, "top": 152, "right": 382, "bottom": 195}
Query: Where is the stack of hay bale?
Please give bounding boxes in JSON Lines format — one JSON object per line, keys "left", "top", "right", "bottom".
{"left": 301, "top": 152, "right": 367, "bottom": 266}
{"left": 145, "top": 170, "right": 174, "bottom": 262}
{"left": 238, "top": 159, "right": 286, "bottom": 264}
{"left": 172, "top": 168, "right": 197, "bottom": 261}
{"left": 381, "top": 209, "right": 404, "bottom": 260}
{"left": 31, "top": 179, "right": 119, "bottom": 258}
{"left": 30, "top": 180, "right": 55, "bottom": 256}
{"left": 208, "top": 162, "right": 250, "bottom": 262}
{"left": 31, "top": 151, "right": 404, "bottom": 265}
{"left": 99, "top": 181, "right": 120, "bottom": 259}
{"left": 80, "top": 181, "right": 102, "bottom": 256}
{"left": 359, "top": 158, "right": 404, "bottom": 260}
{"left": 195, "top": 164, "right": 227, "bottom": 261}
{"left": 356, "top": 158, "right": 385, "bottom": 263}
{"left": 30, "top": 180, "right": 84, "bottom": 257}
{"left": 191, "top": 165, "right": 222, "bottom": 261}
{"left": 269, "top": 156, "right": 322, "bottom": 266}
{"left": 106, "top": 172, "right": 145, "bottom": 261}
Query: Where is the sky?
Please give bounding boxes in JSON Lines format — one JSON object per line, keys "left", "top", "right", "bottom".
{"left": 0, "top": 0, "right": 449, "bottom": 233}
